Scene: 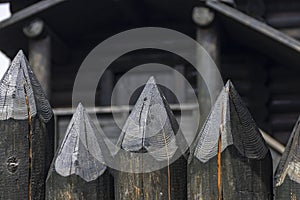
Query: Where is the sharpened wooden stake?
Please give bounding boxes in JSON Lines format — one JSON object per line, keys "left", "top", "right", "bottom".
{"left": 0, "top": 50, "right": 54, "bottom": 200}
{"left": 46, "top": 103, "right": 114, "bottom": 200}
{"left": 114, "top": 76, "right": 188, "bottom": 200}
{"left": 275, "top": 116, "right": 300, "bottom": 199}
{"left": 188, "top": 80, "right": 273, "bottom": 200}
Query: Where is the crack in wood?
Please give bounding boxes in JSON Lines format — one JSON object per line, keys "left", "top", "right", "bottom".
{"left": 23, "top": 80, "right": 33, "bottom": 200}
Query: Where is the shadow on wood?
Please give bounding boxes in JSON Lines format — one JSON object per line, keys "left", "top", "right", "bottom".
{"left": 188, "top": 80, "right": 273, "bottom": 199}
{"left": 0, "top": 50, "right": 54, "bottom": 199}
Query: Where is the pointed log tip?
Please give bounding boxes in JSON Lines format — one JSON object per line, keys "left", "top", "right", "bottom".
{"left": 146, "top": 76, "right": 156, "bottom": 84}
{"left": 71, "top": 103, "right": 85, "bottom": 120}
{"left": 10, "top": 49, "right": 28, "bottom": 68}
{"left": 191, "top": 81, "right": 269, "bottom": 163}
{"left": 275, "top": 116, "right": 300, "bottom": 186}
{"left": 77, "top": 102, "right": 84, "bottom": 109}
{"left": 116, "top": 77, "right": 187, "bottom": 161}
{"left": 0, "top": 50, "right": 53, "bottom": 122}
{"left": 53, "top": 104, "right": 108, "bottom": 181}
{"left": 16, "top": 49, "right": 26, "bottom": 58}
{"left": 224, "top": 79, "right": 233, "bottom": 88}
{"left": 76, "top": 102, "right": 84, "bottom": 115}
{"left": 6, "top": 50, "right": 28, "bottom": 73}
{"left": 224, "top": 79, "right": 238, "bottom": 95}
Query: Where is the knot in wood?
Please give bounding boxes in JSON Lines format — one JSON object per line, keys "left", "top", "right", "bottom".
{"left": 6, "top": 156, "right": 19, "bottom": 173}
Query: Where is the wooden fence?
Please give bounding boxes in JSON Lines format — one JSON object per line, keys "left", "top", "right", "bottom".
{"left": 0, "top": 51, "right": 299, "bottom": 199}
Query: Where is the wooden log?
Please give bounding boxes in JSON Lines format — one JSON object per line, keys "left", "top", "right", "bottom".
{"left": 193, "top": 6, "right": 222, "bottom": 127}
{"left": 0, "top": 50, "right": 54, "bottom": 199}
{"left": 23, "top": 18, "right": 71, "bottom": 65}
{"left": 275, "top": 116, "right": 300, "bottom": 199}
{"left": 114, "top": 76, "right": 188, "bottom": 200}
{"left": 27, "top": 33, "right": 51, "bottom": 97}
{"left": 188, "top": 80, "right": 273, "bottom": 200}
{"left": 46, "top": 103, "right": 114, "bottom": 200}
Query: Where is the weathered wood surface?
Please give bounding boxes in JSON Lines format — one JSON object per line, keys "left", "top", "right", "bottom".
{"left": 188, "top": 80, "right": 273, "bottom": 200}
{"left": 275, "top": 116, "right": 300, "bottom": 199}
{"left": 0, "top": 50, "right": 54, "bottom": 199}
{"left": 114, "top": 77, "right": 188, "bottom": 200}
{"left": 46, "top": 103, "right": 114, "bottom": 200}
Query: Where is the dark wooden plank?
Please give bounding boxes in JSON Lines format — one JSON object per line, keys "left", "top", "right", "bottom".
{"left": 188, "top": 80, "right": 273, "bottom": 199}
{"left": 0, "top": 50, "right": 54, "bottom": 199}
{"left": 275, "top": 116, "right": 300, "bottom": 199}
{"left": 114, "top": 77, "right": 188, "bottom": 200}
{"left": 46, "top": 103, "right": 114, "bottom": 200}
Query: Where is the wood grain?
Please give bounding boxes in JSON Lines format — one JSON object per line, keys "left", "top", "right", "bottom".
{"left": 114, "top": 77, "right": 188, "bottom": 200}
{"left": 188, "top": 80, "right": 273, "bottom": 199}
{"left": 0, "top": 50, "right": 54, "bottom": 199}
{"left": 46, "top": 103, "right": 114, "bottom": 200}
{"left": 275, "top": 116, "right": 300, "bottom": 199}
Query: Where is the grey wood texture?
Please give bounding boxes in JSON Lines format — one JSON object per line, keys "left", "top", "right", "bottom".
{"left": 46, "top": 103, "right": 113, "bottom": 200}
{"left": 275, "top": 116, "right": 300, "bottom": 199}
{"left": 0, "top": 50, "right": 54, "bottom": 199}
{"left": 188, "top": 80, "right": 273, "bottom": 200}
{"left": 114, "top": 77, "right": 187, "bottom": 200}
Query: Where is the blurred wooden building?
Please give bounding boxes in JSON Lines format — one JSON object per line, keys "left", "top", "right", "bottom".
{"left": 0, "top": 0, "right": 299, "bottom": 165}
